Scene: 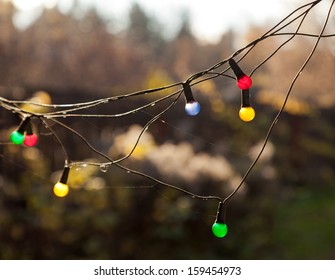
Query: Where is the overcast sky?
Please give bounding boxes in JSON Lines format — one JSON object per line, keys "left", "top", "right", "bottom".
{"left": 11, "top": 0, "right": 304, "bottom": 42}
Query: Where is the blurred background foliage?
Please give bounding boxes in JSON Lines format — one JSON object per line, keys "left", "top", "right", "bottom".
{"left": 1, "top": 0, "right": 335, "bottom": 259}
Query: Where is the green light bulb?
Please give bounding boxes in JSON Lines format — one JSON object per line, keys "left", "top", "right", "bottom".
{"left": 10, "top": 131, "right": 25, "bottom": 145}
{"left": 212, "top": 222, "right": 228, "bottom": 238}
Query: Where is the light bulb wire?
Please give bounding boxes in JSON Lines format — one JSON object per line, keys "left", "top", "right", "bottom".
{"left": 0, "top": 0, "right": 331, "bottom": 225}
{"left": 222, "top": 0, "right": 334, "bottom": 217}
{"left": 40, "top": 117, "right": 70, "bottom": 166}
{"left": 48, "top": 95, "right": 223, "bottom": 203}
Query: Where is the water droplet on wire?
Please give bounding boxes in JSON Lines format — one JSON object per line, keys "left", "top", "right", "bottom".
{"left": 100, "top": 163, "right": 108, "bottom": 173}
{"left": 75, "top": 163, "right": 88, "bottom": 171}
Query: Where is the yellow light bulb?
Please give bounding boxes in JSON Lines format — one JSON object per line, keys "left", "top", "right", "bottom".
{"left": 53, "top": 182, "right": 69, "bottom": 197}
{"left": 239, "top": 106, "right": 255, "bottom": 122}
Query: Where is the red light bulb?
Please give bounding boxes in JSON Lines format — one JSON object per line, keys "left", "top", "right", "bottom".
{"left": 24, "top": 133, "right": 38, "bottom": 147}
{"left": 237, "top": 75, "right": 252, "bottom": 90}
{"left": 229, "top": 59, "right": 252, "bottom": 90}
{"left": 23, "top": 120, "right": 38, "bottom": 147}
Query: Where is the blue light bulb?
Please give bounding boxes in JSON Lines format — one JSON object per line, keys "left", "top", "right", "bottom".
{"left": 185, "top": 101, "right": 200, "bottom": 116}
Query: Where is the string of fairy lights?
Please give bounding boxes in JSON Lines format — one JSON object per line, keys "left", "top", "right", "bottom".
{"left": 0, "top": 0, "right": 334, "bottom": 238}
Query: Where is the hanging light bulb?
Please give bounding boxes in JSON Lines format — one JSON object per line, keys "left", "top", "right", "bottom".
{"left": 10, "top": 131, "right": 25, "bottom": 145}
{"left": 24, "top": 133, "right": 39, "bottom": 147}
{"left": 10, "top": 117, "right": 30, "bottom": 145}
{"left": 239, "top": 89, "right": 255, "bottom": 122}
{"left": 212, "top": 202, "right": 228, "bottom": 238}
{"left": 237, "top": 75, "right": 253, "bottom": 90}
{"left": 23, "top": 122, "right": 38, "bottom": 147}
{"left": 228, "top": 58, "right": 252, "bottom": 90}
{"left": 183, "top": 82, "right": 200, "bottom": 116}
{"left": 239, "top": 107, "right": 255, "bottom": 122}
{"left": 53, "top": 166, "right": 70, "bottom": 198}
{"left": 185, "top": 101, "right": 201, "bottom": 116}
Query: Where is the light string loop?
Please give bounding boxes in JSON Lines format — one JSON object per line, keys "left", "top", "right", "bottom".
{"left": 0, "top": 0, "right": 331, "bottom": 238}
